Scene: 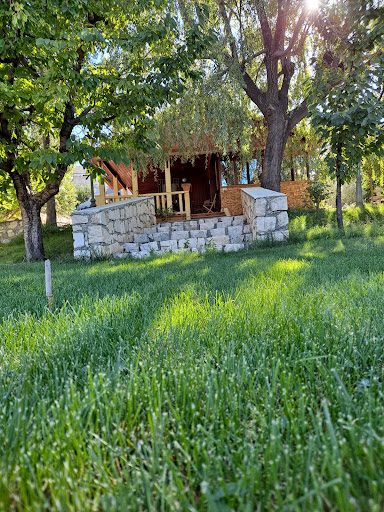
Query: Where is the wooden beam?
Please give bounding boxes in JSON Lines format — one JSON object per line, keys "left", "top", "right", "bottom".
{"left": 96, "top": 179, "right": 106, "bottom": 206}
{"left": 113, "top": 176, "right": 119, "bottom": 197}
{"left": 132, "top": 164, "right": 139, "bottom": 197}
{"left": 185, "top": 190, "right": 191, "bottom": 220}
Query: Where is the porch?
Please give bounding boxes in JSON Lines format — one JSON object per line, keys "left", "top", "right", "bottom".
{"left": 94, "top": 155, "right": 223, "bottom": 220}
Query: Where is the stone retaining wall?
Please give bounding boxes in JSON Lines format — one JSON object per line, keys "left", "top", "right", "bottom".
{"left": 71, "top": 197, "right": 155, "bottom": 259}
{"left": 221, "top": 180, "right": 308, "bottom": 215}
{"left": 0, "top": 219, "right": 23, "bottom": 243}
{"left": 241, "top": 187, "right": 289, "bottom": 242}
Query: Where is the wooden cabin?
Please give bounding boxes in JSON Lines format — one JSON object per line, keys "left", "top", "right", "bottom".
{"left": 94, "top": 150, "right": 309, "bottom": 220}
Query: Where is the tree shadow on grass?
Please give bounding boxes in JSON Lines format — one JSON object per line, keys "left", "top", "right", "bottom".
{"left": 1, "top": 235, "right": 384, "bottom": 386}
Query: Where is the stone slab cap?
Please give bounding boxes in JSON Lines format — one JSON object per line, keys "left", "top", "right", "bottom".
{"left": 241, "top": 187, "right": 287, "bottom": 200}
{"left": 70, "top": 196, "right": 153, "bottom": 216}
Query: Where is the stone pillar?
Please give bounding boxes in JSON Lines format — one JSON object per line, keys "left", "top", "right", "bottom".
{"left": 241, "top": 187, "right": 289, "bottom": 242}
{"left": 71, "top": 196, "right": 156, "bottom": 259}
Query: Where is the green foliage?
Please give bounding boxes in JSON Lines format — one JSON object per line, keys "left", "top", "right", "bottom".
{"left": 75, "top": 184, "right": 92, "bottom": 205}
{"left": 0, "top": 0, "right": 213, "bottom": 199}
{"left": 1, "top": 168, "right": 78, "bottom": 217}
{"left": 2, "top": 229, "right": 384, "bottom": 508}
{"left": 308, "top": 4, "right": 384, "bottom": 184}
{"left": 305, "top": 179, "right": 331, "bottom": 210}
{"left": 155, "top": 206, "right": 174, "bottom": 220}
{"left": 362, "top": 152, "right": 384, "bottom": 195}
{"left": 54, "top": 170, "right": 78, "bottom": 216}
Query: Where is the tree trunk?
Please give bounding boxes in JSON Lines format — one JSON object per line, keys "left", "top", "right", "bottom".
{"left": 20, "top": 200, "right": 45, "bottom": 261}
{"left": 336, "top": 175, "right": 344, "bottom": 231}
{"left": 335, "top": 144, "right": 344, "bottom": 231}
{"left": 290, "top": 167, "right": 295, "bottom": 181}
{"left": 12, "top": 173, "right": 46, "bottom": 261}
{"left": 261, "top": 115, "right": 287, "bottom": 192}
{"left": 46, "top": 196, "right": 57, "bottom": 226}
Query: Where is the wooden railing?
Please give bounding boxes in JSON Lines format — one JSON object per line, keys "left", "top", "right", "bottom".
{"left": 95, "top": 189, "right": 191, "bottom": 220}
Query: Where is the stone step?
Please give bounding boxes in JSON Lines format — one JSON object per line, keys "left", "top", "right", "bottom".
{"left": 123, "top": 234, "right": 253, "bottom": 256}
{"left": 134, "top": 216, "right": 250, "bottom": 244}
{"left": 126, "top": 242, "right": 248, "bottom": 259}
{"left": 128, "top": 215, "right": 251, "bottom": 255}
{"left": 156, "top": 215, "right": 246, "bottom": 233}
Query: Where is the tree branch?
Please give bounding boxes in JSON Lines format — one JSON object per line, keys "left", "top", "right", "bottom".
{"left": 287, "top": 99, "right": 308, "bottom": 132}
{"left": 241, "top": 70, "right": 267, "bottom": 113}
{"left": 254, "top": 0, "right": 273, "bottom": 52}
{"left": 273, "top": 9, "right": 308, "bottom": 58}
{"left": 217, "top": 0, "right": 238, "bottom": 61}
{"left": 273, "top": 0, "right": 290, "bottom": 54}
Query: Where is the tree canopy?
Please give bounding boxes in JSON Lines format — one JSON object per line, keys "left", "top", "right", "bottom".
{"left": 308, "top": 0, "right": 384, "bottom": 227}
{"left": 0, "top": 0, "right": 211, "bottom": 260}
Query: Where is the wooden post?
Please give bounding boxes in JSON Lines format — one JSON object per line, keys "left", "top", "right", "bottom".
{"left": 45, "top": 259, "right": 54, "bottom": 310}
{"left": 246, "top": 162, "right": 251, "bottom": 184}
{"left": 113, "top": 176, "right": 119, "bottom": 198}
{"left": 96, "top": 179, "right": 106, "bottom": 206}
{"left": 132, "top": 164, "right": 139, "bottom": 197}
{"left": 164, "top": 159, "right": 172, "bottom": 212}
{"left": 185, "top": 191, "right": 191, "bottom": 220}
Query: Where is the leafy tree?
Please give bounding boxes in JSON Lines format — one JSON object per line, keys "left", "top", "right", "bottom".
{"left": 308, "top": 19, "right": 384, "bottom": 228}
{"left": 0, "top": 168, "right": 77, "bottom": 219}
{"left": 173, "top": 0, "right": 343, "bottom": 191}
{"left": 0, "top": 0, "right": 209, "bottom": 260}
{"left": 362, "top": 152, "right": 384, "bottom": 200}
{"left": 305, "top": 179, "right": 330, "bottom": 210}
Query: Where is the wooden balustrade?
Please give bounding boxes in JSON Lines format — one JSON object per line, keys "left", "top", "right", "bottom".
{"left": 95, "top": 187, "right": 191, "bottom": 219}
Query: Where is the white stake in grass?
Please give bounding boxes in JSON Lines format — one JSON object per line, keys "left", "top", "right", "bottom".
{"left": 45, "top": 259, "right": 54, "bottom": 310}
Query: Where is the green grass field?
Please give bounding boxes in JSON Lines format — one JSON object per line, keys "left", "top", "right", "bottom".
{"left": 1, "top": 208, "right": 384, "bottom": 511}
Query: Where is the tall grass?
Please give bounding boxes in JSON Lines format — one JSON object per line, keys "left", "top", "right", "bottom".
{"left": 1, "top": 231, "right": 384, "bottom": 510}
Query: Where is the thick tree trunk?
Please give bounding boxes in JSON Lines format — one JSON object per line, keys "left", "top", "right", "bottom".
{"left": 20, "top": 201, "right": 45, "bottom": 261}
{"left": 261, "top": 115, "right": 287, "bottom": 192}
{"left": 46, "top": 196, "right": 57, "bottom": 226}
{"left": 12, "top": 173, "right": 46, "bottom": 261}
{"left": 336, "top": 175, "right": 343, "bottom": 231}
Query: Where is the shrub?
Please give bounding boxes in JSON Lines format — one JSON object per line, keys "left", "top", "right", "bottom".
{"left": 305, "top": 180, "right": 330, "bottom": 210}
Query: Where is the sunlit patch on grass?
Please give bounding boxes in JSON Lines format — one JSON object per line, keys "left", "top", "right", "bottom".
{"left": 332, "top": 240, "right": 345, "bottom": 253}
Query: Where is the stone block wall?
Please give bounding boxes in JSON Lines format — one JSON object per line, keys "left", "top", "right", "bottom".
{"left": 71, "top": 197, "right": 156, "bottom": 259}
{"left": 221, "top": 180, "right": 308, "bottom": 215}
{"left": 0, "top": 219, "right": 23, "bottom": 243}
{"left": 241, "top": 187, "right": 289, "bottom": 242}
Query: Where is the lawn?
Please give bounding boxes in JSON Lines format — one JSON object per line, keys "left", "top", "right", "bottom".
{"left": 1, "top": 209, "right": 384, "bottom": 510}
